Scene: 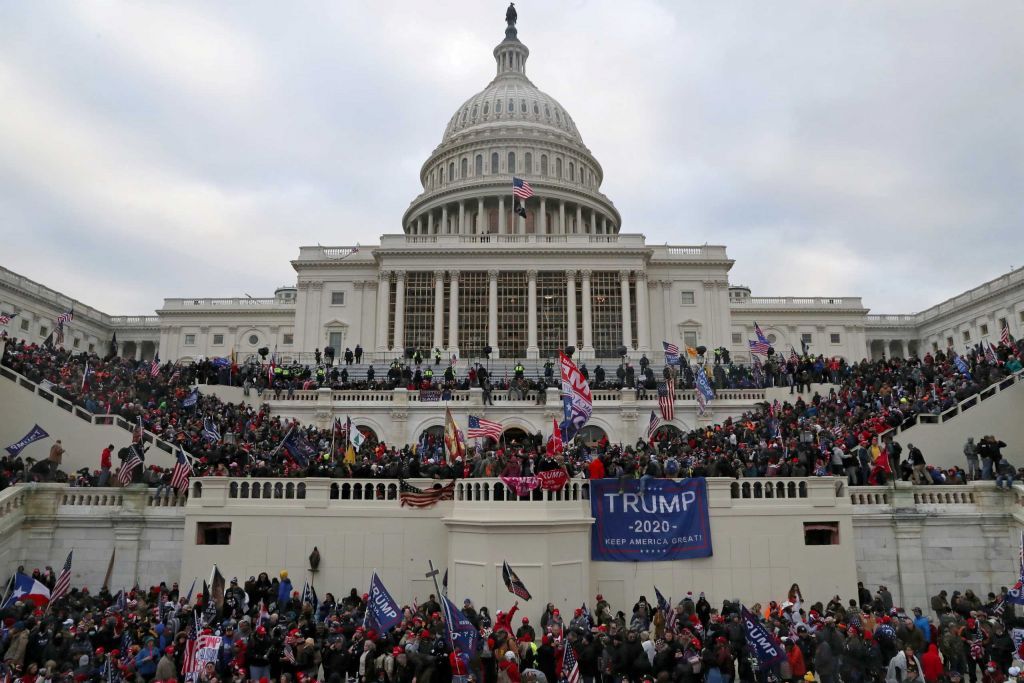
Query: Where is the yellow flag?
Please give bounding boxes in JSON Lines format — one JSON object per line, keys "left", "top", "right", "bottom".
{"left": 344, "top": 445, "right": 356, "bottom": 464}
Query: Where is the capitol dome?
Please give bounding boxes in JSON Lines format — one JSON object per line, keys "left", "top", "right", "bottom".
{"left": 402, "top": 8, "right": 620, "bottom": 237}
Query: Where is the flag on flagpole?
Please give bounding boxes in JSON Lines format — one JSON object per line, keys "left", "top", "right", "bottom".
{"left": 501, "top": 560, "right": 532, "bottom": 600}
{"left": 646, "top": 410, "right": 661, "bottom": 443}
{"left": 748, "top": 339, "right": 770, "bottom": 356}
{"left": 790, "top": 347, "right": 800, "bottom": 364}
{"left": 117, "top": 446, "right": 142, "bottom": 486}
{"left": 512, "top": 177, "right": 534, "bottom": 199}
{"left": 467, "top": 415, "right": 503, "bottom": 441}
{"left": 50, "top": 551, "right": 73, "bottom": 603}
{"left": 953, "top": 353, "right": 972, "bottom": 379}
{"left": 561, "top": 641, "right": 581, "bottom": 683}
{"left": 202, "top": 418, "right": 221, "bottom": 443}
{"left": 150, "top": 355, "right": 161, "bottom": 377}
{"left": 546, "top": 418, "right": 564, "bottom": 455}
{"left": 657, "top": 382, "right": 674, "bottom": 421}
{"left": 0, "top": 312, "right": 15, "bottom": 326}
{"left": 1002, "top": 324, "right": 1012, "bottom": 346}
{"left": 754, "top": 321, "right": 769, "bottom": 345}
{"left": 662, "top": 341, "right": 681, "bottom": 366}
{"left": 170, "top": 447, "right": 193, "bottom": 492}
{"left": 444, "top": 408, "right": 466, "bottom": 464}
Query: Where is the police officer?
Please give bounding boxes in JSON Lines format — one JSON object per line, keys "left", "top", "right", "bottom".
{"left": 514, "top": 360, "right": 525, "bottom": 379}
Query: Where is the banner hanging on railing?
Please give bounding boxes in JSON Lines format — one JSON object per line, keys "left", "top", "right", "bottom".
{"left": 590, "top": 478, "right": 712, "bottom": 562}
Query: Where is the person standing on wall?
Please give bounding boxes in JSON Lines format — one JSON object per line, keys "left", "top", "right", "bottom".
{"left": 98, "top": 444, "right": 113, "bottom": 486}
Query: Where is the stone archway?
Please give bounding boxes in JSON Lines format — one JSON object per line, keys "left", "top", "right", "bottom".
{"left": 577, "top": 425, "right": 607, "bottom": 448}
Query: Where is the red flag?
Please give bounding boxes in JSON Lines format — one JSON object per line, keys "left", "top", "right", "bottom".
{"left": 547, "top": 418, "right": 563, "bottom": 455}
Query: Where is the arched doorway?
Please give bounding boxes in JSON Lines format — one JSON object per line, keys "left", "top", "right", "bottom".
{"left": 499, "top": 427, "right": 533, "bottom": 448}
{"left": 416, "top": 425, "right": 445, "bottom": 457}
{"left": 352, "top": 425, "right": 379, "bottom": 452}
{"left": 651, "top": 424, "right": 685, "bottom": 448}
{"left": 577, "top": 425, "right": 608, "bottom": 448}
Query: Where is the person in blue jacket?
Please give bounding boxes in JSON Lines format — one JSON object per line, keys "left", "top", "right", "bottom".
{"left": 277, "top": 570, "right": 293, "bottom": 607}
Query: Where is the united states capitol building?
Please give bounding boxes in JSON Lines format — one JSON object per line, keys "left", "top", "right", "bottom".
{"left": 3, "top": 11, "right": 1022, "bottom": 373}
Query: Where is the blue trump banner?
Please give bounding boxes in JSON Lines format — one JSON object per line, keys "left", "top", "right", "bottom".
{"left": 442, "top": 595, "right": 479, "bottom": 654}
{"left": 590, "top": 478, "right": 712, "bottom": 561}
{"left": 741, "top": 605, "right": 785, "bottom": 666}
{"left": 364, "top": 572, "right": 402, "bottom": 633}
{"left": 6, "top": 424, "right": 49, "bottom": 457}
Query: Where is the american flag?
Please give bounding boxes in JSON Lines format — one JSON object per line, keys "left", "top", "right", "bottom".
{"left": 55, "top": 322, "right": 65, "bottom": 346}
{"left": 118, "top": 447, "right": 142, "bottom": 486}
{"left": 561, "top": 641, "right": 581, "bottom": 683}
{"left": 0, "top": 312, "right": 14, "bottom": 325}
{"left": 985, "top": 343, "right": 997, "bottom": 364}
{"left": 748, "top": 339, "right": 770, "bottom": 356}
{"left": 789, "top": 347, "right": 801, "bottom": 364}
{"left": 202, "top": 418, "right": 221, "bottom": 443}
{"left": 1002, "top": 325, "right": 1012, "bottom": 346}
{"left": 132, "top": 417, "right": 144, "bottom": 443}
{"left": 663, "top": 340, "right": 681, "bottom": 365}
{"left": 169, "top": 365, "right": 181, "bottom": 383}
{"left": 56, "top": 308, "right": 74, "bottom": 325}
{"left": 657, "top": 382, "right": 674, "bottom": 421}
{"left": 467, "top": 415, "right": 503, "bottom": 440}
{"left": 512, "top": 176, "right": 534, "bottom": 200}
{"left": 50, "top": 550, "right": 73, "bottom": 603}
{"left": 171, "top": 447, "right": 193, "bottom": 492}
{"left": 754, "top": 321, "right": 769, "bottom": 345}
{"left": 398, "top": 479, "right": 456, "bottom": 508}
{"left": 182, "top": 613, "right": 199, "bottom": 681}
{"left": 150, "top": 355, "right": 161, "bottom": 377}
{"left": 646, "top": 410, "right": 662, "bottom": 442}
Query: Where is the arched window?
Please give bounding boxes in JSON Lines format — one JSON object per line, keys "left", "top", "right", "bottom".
{"left": 555, "top": 109, "right": 562, "bottom": 123}
{"left": 496, "top": 99, "right": 502, "bottom": 114}
{"left": 507, "top": 152, "right": 516, "bottom": 174}
{"left": 461, "top": 158, "right": 467, "bottom": 178}
{"left": 491, "top": 152, "right": 499, "bottom": 175}
{"left": 483, "top": 102, "right": 489, "bottom": 115}
{"left": 448, "top": 162, "right": 454, "bottom": 182}
{"left": 556, "top": 157, "right": 562, "bottom": 178}
{"left": 569, "top": 162, "right": 575, "bottom": 181}
{"left": 508, "top": 99, "right": 514, "bottom": 113}
{"left": 461, "top": 109, "right": 468, "bottom": 124}
{"left": 540, "top": 155, "right": 548, "bottom": 175}
{"left": 471, "top": 104, "right": 478, "bottom": 118}
{"left": 521, "top": 99, "right": 527, "bottom": 113}
{"left": 475, "top": 154, "right": 483, "bottom": 176}
{"left": 544, "top": 104, "right": 550, "bottom": 118}
{"left": 524, "top": 153, "right": 532, "bottom": 174}
{"left": 533, "top": 102, "right": 539, "bottom": 115}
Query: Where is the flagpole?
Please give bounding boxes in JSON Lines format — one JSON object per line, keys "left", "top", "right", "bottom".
{"left": 270, "top": 426, "right": 295, "bottom": 461}
{"left": 426, "top": 560, "right": 458, "bottom": 657}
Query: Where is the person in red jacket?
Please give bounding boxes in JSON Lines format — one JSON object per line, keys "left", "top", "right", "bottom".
{"left": 498, "top": 650, "right": 521, "bottom": 682}
{"left": 786, "top": 638, "right": 807, "bottom": 681}
{"left": 588, "top": 454, "right": 605, "bottom": 480}
{"left": 495, "top": 601, "right": 519, "bottom": 634}
{"left": 449, "top": 644, "right": 471, "bottom": 683}
{"left": 920, "top": 643, "right": 943, "bottom": 682}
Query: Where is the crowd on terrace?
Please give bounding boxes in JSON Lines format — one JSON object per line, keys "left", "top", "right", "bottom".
{"left": 1, "top": 567, "right": 1024, "bottom": 682}
{"left": 0, "top": 336, "right": 1021, "bottom": 490}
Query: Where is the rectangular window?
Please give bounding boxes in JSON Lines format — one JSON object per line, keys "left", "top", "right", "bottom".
{"left": 331, "top": 292, "right": 345, "bottom": 306}
{"left": 20, "top": 319, "right": 29, "bottom": 331}
{"left": 328, "top": 331, "right": 343, "bottom": 351}
{"left": 980, "top": 324, "right": 989, "bottom": 336}
{"left": 932, "top": 342, "right": 939, "bottom": 352}
{"left": 801, "top": 333, "right": 812, "bottom": 344}
{"left": 680, "top": 291, "right": 695, "bottom": 305}
{"left": 88, "top": 343, "right": 95, "bottom": 353}
{"left": 283, "top": 333, "right": 294, "bottom": 345}
{"left": 804, "top": 522, "right": 839, "bottom": 545}
{"left": 731, "top": 333, "right": 742, "bottom": 344}
{"left": 39, "top": 326, "right": 48, "bottom": 337}
{"left": 196, "top": 522, "right": 231, "bottom": 545}
{"left": 184, "top": 334, "right": 196, "bottom": 346}
{"left": 830, "top": 333, "right": 841, "bottom": 344}
{"left": 72, "top": 338, "right": 80, "bottom": 348}
{"left": 684, "top": 331, "right": 698, "bottom": 349}
{"left": 212, "top": 334, "right": 224, "bottom": 345}
{"left": 962, "top": 330, "right": 971, "bottom": 342}
{"left": 946, "top": 336, "right": 954, "bottom": 348}
{"left": 1019, "top": 311, "right": 1024, "bottom": 323}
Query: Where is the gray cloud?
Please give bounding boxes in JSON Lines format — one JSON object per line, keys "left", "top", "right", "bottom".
{"left": 0, "top": 1, "right": 1020, "bottom": 314}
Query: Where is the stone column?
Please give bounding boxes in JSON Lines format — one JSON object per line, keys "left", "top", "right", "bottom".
{"left": 448, "top": 270, "right": 460, "bottom": 353}
{"left": 576, "top": 205, "right": 583, "bottom": 235}
{"left": 635, "top": 271, "right": 650, "bottom": 353}
{"left": 427, "top": 211, "right": 434, "bottom": 235}
{"left": 620, "top": 270, "right": 633, "bottom": 352}
{"left": 488, "top": 270, "right": 499, "bottom": 357}
{"left": 590, "top": 209, "right": 597, "bottom": 234}
{"left": 432, "top": 270, "right": 445, "bottom": 351}
{"left": 375, "top": 272, "right": 390, "bottom": 352}
{"left": 539, "top": 197, "right": 547, "bottom": 234}
{"left": 566, "top": 270, "right": 578, "bottom": 349}
{"left": 661, "top": 280, "right": 672, "bottom": 342}
{"left": 580, "top": 270, "right": 593, "bottom": 357}
{"left": 458, "top": 201, "right": 466, "bottom": 235}
{"left": 558, "top": 200, "right": 566, "bottom": 234}
{"left": 893, "top": 516, "right": 928, "bottom": 611}
{"left": 527, "top": 269, "right": 539, "bottom": 358}
{"left": 393, "top": 271, "right": 406, "bottom": 351}
{"left": 134, "top": 342, "right": 143, "bottom": 361}
{"left": 647, "top": 280, "right": 661, "bottom": 350}
{"left": 441, "top": 205, "right": 449, "bottom": 235}
{"left": 498, "top": 197, "right": 506, "bottom": 234}
{"left": 477, "top": 198, "right": 484, "bottom": 234}
{"left": 602, "top": 217, "right": 609, "bottom": 234}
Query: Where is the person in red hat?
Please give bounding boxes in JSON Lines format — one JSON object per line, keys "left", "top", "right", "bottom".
{"left": 154, "top": 646, "right": 177, "bottom": 681}
{"left": 516, "top": 617, "right": 535, "bottom": 642}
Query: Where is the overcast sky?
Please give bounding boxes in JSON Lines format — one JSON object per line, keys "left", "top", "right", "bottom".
{"left": 2, "top": 1, "right": 1021, "bottom": 315}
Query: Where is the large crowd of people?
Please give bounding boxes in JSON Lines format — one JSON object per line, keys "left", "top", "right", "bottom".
{"left": 1, "top": 566, "right": 1023, "bottom": 682}
{"left": 0, "top": 336, "right": 1020, "bottom": 490}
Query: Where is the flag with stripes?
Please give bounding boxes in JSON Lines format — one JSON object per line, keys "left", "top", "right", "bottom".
{"left": 181, "top": 613, "right": 199, "bottom": 681}
{"left": 118, "top": 447, "right": 142, "bottom": 486}
{"left": 56, "top": 308, "right": 74, "bottom": 325}
{"left": 150, "top": 355, "right": 161, "bottom": 377}
{"left": 662, "top": 341, "right": 681, "bottom": 366}
{"left": 132, "top": 417, "right": 144, "bottom": 444}
{"left": 467, "top": 415, "right": 503, "bottom": 440}
{"left": 171, "top": 447, "right": 193, "bottom": 492}
{"left": 202, "top": 418, "right": 221, "bottom": 443}
{"left": 657, "top": 382, "right": 675, "bottom": 421}
{"left": 754, "top": 321, "right": 769, "bottom": 345}
{"left": 561, "top": 641, "right": 581, "bottom": 683}
{"left": 789, "top": 347, "right": 800, "bottom": 364}
{"left": 55, "top": 321, "right": 65, "bottom": 346}
{"left": 748, "top": 339, "right": 770, "bottom": 356}
{"left": 512, "top": 176, "right": 534, "bottom": 199}
{"left": 0, "top": 312, "right": 15, "bottom": 326}
{"left": 752, "top": 353, "right": 764, "bottom": 388}
{"left": 50, "top": 550, "right": 73, "bottom": 603}
{"left": 646, "top": 410, "right": 662, "bottom": 442}
{"left": 169, "top": 365, "right": 181, "bottom": 383}
{"left": 502, "top": 560, "right": 532, "bottom": 601}
{"left": 398, "top": 479, "right": 456, "bottom": 508}
{"left": 1002, "top": 325, "right": 1012, "bottom": 346}
{"left": 985, "top": 343, "right": 997, "bottom": 364}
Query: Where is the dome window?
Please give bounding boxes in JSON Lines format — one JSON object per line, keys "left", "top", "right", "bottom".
{"left": 461, "top": 109, "right": 468, "bottom": 124}
{"left": 555, "top": 109, "right": 562, "bottom": 123}
{"left": 540, "top": 154, "right": 548, "bottom": 175}
{"left": 472, "top": 104, "right": 478, "bottom": 118}
{"left": 461, "top": 158, "right": 468, "bottom": 178}
{"left": 448, "top": 162, "right": 455, "bottom": 182}
{"left": 483, "top": 102, "right": 489, "bottom": 115}
{"left": 496, "top": 100, "right": 502, "bottom": 114}
{"left": 525, "top": 152, "right": 532, "bottom": 174}
{"left": 556, "top": 158, "right": 562, "bottom": 178}
{"left": 569, "top": 162, "right": 575, "bottom": 182}
{"left": 491, "top": 152, "right": 499, "bottom": 175}
{"left": 533, "top": 103, "right": 539, "bottom": 115}
{"left": 521, "top": 99, "right": 527, "bottom": 113}
{"left": 508, "top": 152, "right": 516, "bottom": 174}
{"left": 508, "top": 99, "right": 514, "bottom": 113}
{"left": 475, "top": 154, "right": 483, "bottom": 176}
{"left": 544, "top": 104, "right": 550, "bottom": 118}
